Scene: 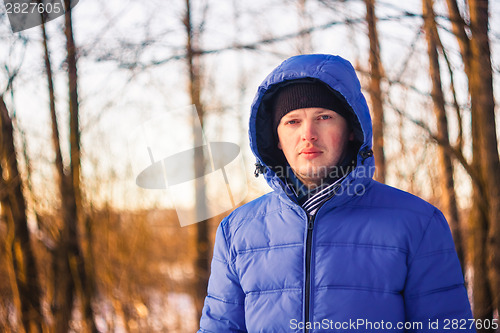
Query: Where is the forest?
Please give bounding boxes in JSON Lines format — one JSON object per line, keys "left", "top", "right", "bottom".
{"left": 0, "top": 0, "right": 499, "bottom": 332}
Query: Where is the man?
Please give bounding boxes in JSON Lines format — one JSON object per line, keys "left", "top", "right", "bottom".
{"left": 198, "top": 54, "right": 473, "bottom": 332}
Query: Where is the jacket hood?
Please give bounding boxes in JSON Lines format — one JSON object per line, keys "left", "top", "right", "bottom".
{"left": 249, "top": 54, "right": 375, "bottom": 192}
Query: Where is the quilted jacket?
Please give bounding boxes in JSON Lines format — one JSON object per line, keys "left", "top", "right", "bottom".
{"left": 198, "top": 54, "right": 473, "bottom": 333}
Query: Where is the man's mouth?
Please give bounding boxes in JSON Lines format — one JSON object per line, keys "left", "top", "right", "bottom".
{"left": 300, "top": 149, "right": 322, "bottom": 159}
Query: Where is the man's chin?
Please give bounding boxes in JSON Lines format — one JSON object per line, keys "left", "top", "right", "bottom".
{"left": 298, "top": 166, "right": 329, "bottom": 178}
{"left": 296, "top": 170, "right": 329, "bottom": 186}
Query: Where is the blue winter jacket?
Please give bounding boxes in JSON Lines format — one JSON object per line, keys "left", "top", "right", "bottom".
{"left": 198, "top": 54, "right": 473, "bottom": 332}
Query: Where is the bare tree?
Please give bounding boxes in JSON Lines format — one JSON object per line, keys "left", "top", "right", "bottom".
{"left": 445, "top": 0, "right": 499, "bottom": 324}
{"left": 468, "top": 0, "right": 500, "bottom": 316}
{"left": 0, "top": 97, "right": 45, "bottom": 333}
{"left": 364, "top": 0, "right": 386, "bottom": 183}
{"left": 296, "top": 0, "right": 313, "bottom": 53}
{"left": 421, "top": 0, "right": 464, "bottom": 270}
{"left": 48, "top": 2, "right": 98, "bottom": 331}
{"left": 184, "top": 0, "right": 211, "bottom": 320}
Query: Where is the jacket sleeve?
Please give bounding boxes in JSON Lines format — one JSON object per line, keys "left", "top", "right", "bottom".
{"left": 403, "top": 210, "right": 475, "bottom": 333}
{"left": 198, "top": 219, "right": 247, "bottom": 333}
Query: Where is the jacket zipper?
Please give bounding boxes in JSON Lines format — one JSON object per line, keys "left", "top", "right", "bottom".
{"left": 302, "top": 187, "right": 342, "bottom": 333}
{"left": 277, "top": 176, "right": 345, "bottom": 332}
{"left": 304, "top": 213, "right": 315, "bottom": 333}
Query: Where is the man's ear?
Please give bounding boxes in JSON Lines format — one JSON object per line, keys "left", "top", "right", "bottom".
{"left": 349, "top": 131, "right": 355, "bottom": 141}
{"left": 277, "top": 141, "right": 282, "bottom": 150}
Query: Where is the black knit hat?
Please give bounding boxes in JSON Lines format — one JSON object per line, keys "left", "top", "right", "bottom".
{"left": 271, "top": 81, "right": 353, "bottom": 130}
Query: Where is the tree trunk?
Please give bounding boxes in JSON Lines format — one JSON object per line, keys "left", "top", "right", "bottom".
{"left": 40, "top": 6, "right": 76, "bottom": 333}
{"left": 364, "top": 0, "right": 386, "bottom": 183}
{"left": 422, "top": 0, "right": 464, "bottom": 271}
{"left": 445, "top": 0, "right": 497, "bottom": 322}
{"left": 64, "top": 1, "right": 98, "bottom": 331}
{"left": 50, "top": 3, "right": 98, "bottom": 332}
{"left": 468, "top": 98, "right": 494, "bottom": 330}
{"left": 40, "top": 3, "right": 65, "bottom": 205}
{"left": 40, "top": 13, "right": 65, "bottom": 327}
{"left": 469, "top": 0, "right": 500, "bottom": 314}
{"left": 184, "top": 0, "right": 211, "bottom": 321}
{"left": 296, "top": 0, "right": 312, "bottom": 54}
{"left": 445, "top": 0, "right": 472, "bottom": 76}
{"left": 0, "top": 97, "right": 45, "bottom": 333}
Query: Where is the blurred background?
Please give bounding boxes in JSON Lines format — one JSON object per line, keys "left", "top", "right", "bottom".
{"left": 0, "top": 0, "right": 499, "bottom": 332}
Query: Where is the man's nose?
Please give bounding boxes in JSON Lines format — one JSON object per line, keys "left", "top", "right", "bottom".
{"left": 301, "top": 121, "right": 318, "bottom": 142}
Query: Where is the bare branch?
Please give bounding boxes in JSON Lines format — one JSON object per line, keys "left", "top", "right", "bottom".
{"left": 387, "top": 99, "right": 481, "bottom": 190}
{"left": 114, "top": 13, "right": 422, "bottom": 69}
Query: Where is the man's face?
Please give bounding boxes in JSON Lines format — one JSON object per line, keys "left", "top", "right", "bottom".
{"left": 277, "top": 107, "right": 354, "bottom": 188}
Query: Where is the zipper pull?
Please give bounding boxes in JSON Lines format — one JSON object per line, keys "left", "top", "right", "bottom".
{"left": 307, "top": 215, "right": 314, "bottom": 230}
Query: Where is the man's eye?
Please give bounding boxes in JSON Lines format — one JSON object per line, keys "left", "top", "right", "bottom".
{"left": 285, "top": 120, "right": 298, "bottom": 125}
{"left": 319, "top": 115, "right": 331, "bottom": 120}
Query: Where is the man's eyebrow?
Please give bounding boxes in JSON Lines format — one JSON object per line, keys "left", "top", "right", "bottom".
{"left": 282, "top": 111, "right": 302, "bottom": 117}
{"left": 312, "top": 109, "right": 336, "bottom": 115}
